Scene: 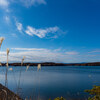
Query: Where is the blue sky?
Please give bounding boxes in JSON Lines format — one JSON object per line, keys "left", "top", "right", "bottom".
{"left": 0, "top": 0, "right": 100, "bottom": 63}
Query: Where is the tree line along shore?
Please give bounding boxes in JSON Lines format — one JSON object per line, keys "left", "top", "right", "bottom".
{"left": 0, "top": 62, "right": 100, "bottom": 66}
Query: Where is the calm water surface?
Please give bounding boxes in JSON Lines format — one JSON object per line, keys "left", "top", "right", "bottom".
{"left": 0, "top": 66, "right": 100, "bottom": 100}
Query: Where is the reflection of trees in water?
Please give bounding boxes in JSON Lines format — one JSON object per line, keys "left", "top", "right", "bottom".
{"left": 85, "top": 86, "right": 100, "bottom": 100}
{"left": 54, "top": 97, "right": 66, "bottom": 100}
{"left": 48, "top": 97, "right": 66, "bottom": 100}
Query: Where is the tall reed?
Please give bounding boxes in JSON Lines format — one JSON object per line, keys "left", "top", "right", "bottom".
{"left": 0, "top": 37, "right": 4, "bottom": 66}
{"left": 0, "top": 37, "right": 4, "bottom": 48}
{"left": 21, "top": 56, "right": 25, "bottom": 66}
{"left": 5, "top": 48, "right": 10, "bottom": 87}
{"left": 37, "top": 64, "right": 41, "bottom": 71}
{"left": 26, "top": 64, "right": 30, "bottom": 71}
{"left": 6, "top": 48, "right": 10, "bottom": 67}
{"left": 17, "top": 56, "right": 25, "bottom": 95}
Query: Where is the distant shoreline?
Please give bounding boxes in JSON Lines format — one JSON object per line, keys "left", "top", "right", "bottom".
{"left": 1, "top": 62, "right": 100, "bottom": 66}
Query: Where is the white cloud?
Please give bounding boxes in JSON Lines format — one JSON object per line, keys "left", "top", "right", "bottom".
{"left": 0, "top": 0, "right": 9, "bottom": 7}
{"left": 15, "top": 21, "right": 65, "bottom": 38}
{"left": 65, "top": 51, "right": 79, "bottom": 55}
{"left": 11, "top": 48, "right": 49, "bottom": 51}
{"left": 16, "top": 22, "right": 23, "bottom": 32}
{"left": 0, "top": 48, "right": 81, "bottom": 63}
{"left": 88, "top": 50, "right": 100, "bottom": 53}
{"left": 0, "top": 48, "right": 63, "bottom": 62}
{"left": 20, "top": 0, "right": 46, "bottom": 7}
{"left": 4, "top": 16, "right": 10, "bottom": 23}
{"left": 1, "top": 48, "right": 100, "bottom": 63}
{"left": 25, "top": 26, "right": 60, "bottom": 38}
{"left": 11, "top": 33, "right": 17, "bottom": 38}
{"left": 0, "top": 0, "right": 10, "bottom": 12}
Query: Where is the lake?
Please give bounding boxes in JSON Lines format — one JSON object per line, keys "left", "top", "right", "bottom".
{"left": 0, "top": 66, "right": 100, "bottom": 100}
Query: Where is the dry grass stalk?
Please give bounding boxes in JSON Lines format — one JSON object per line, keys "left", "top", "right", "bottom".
{"left": 0, "top": 63, "right": 2, "bottom": 66}
{"left": 37, "top": 64, "right": 41, "bottom": 71}
{"left": 6, "top": 48, "right": 10, "bottom": 67}
{"left": 26, "top": 65, "right": 30, "bottom": 71}
{"left": 0, "top": 37, "right": 4, "bottom": 66}
{"left": 0, "top": 37, "right": 4, "bottom": 48}
{"left": 9, "top": 68, "right": 13, "bottom": 71}
{"left": 21, "top": 56, "right": 25, "bottom": 66}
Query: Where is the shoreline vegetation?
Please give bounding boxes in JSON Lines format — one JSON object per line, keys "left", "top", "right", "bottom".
{"left": 0, "top": 62, "right": 100, "bottom": 67}
{"left": 85, "top": 86, "right": 100, "bottom": 100}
